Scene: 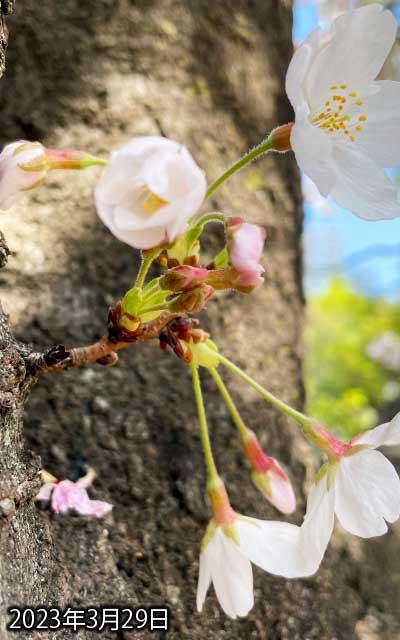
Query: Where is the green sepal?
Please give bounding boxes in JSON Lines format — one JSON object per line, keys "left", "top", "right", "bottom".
{"left": 221, "top": 523, "right": 240, "bottom": 546}
{"left": 121, "top": 287, "right": 143, "bottom": 316}
{"left": 213, "top": 246, "right": 229, "bottom": 268}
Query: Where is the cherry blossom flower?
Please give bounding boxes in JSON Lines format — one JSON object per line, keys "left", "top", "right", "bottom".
{"left": 197, "top": 482, "right": 312, "bottom": 619}
{"left": 241, "top": 428, "right": 296, "bottom": 514}
{"left": 94, "top": 136, "right": 207, "bottom": 250}
{"left": 286, "top": 4, "right": 400, "bottom": 220}
{"left": 226, "top": 218, "right": 266, "bottom": 288}
{"left": 298, "top": 412, "right": 400, "bottom": 571}
{"left": 0, "top": 141, "right": 106, "bottom": 210}
{"left": 36, "top": 469, "right": 112, "bottom": 518}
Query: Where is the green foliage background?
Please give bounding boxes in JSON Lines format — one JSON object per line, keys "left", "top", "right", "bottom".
{"left": 305, "top": 278, "right": 400, "bottom": 439}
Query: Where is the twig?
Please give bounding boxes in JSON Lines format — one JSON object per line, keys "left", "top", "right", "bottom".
{"left": 26, "top": 312, "right": 175, "bottom": 374}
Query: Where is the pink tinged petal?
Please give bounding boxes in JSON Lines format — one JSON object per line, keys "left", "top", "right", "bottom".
{"left": 357, "top": 81, "right": 400, "bottom": 167}
{"left": 305, "top": 4, "right": 397, "bottom": 106}
{"left": 35, "top": 483, "right": 56, "bottom": 502}
{"left": 196, "top": 546, "right": 213, "bottom": 613}
{"left": 330, "top": 143, "right": 400, "bottom": 220}
{"left": 236, "top": 518, "right": 305, "bottom": 579}
{"left": 227, "top": 221, "right": 266, "bottom": 287}
{"left": 0, "top": 141, "right": 47, "bottom": 210}
{"left": 51, "top": 480, "right": 78, "bottom": 514}
{"left": 50, "top": 480, "right": 112, "bottom": 518}
{"left": 299, "top": 473, "right": 335, "bottom": 574}
{"left": 210, "top": 531, "right": 253, "bottom": 619}
{"left": 290, "top": 116, "right": 336, "bottom": 197}
{"left": 335, "top": 450, "right": 400, "bottom": 538}
{"left": 353, "top": 413, "right": 400, "bottom": 449}
{"left": 267, "top": 468, "right": 296, "bottom": 515}
{"left": 76, "top": 499, "right": 113, "bottom": 518}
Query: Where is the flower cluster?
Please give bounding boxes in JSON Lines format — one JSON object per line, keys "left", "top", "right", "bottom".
{"left": 3, "top": 1, "right": 398, "bottom": 623}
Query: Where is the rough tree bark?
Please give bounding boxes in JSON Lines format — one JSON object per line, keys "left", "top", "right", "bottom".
{"left": 0, "top": 1, "right": 398, "bottom": 639}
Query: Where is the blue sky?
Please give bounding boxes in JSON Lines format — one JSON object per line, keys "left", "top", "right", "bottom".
{"left": 293, "top": 1, "right": 400, "bottom": 299}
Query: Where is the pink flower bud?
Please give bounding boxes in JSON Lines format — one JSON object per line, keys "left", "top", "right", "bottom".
{"left": 160, "top": 265, "right": 209, "bottom": 292}
{"left": 242, "top": 429, "right": 296, "bottom": 514}
{"left": 227, "top": 218, "right": 266, "bottom": 288}
{"left": 0, "top": 141, "right": 106, "bottom": 210}
{"left": 0, "top": 141, "right": 47, "bottom": 209}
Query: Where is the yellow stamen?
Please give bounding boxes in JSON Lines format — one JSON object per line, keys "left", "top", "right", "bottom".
{"left": 340, "top": 84, "right": 347, "bottom": 89}
{"left": 350, "top": 135, "right": 355, "bottom": 142}
{"left": 359, "top": 115, "right": 367, "bottom": 122}
{"left": 355, "top": 125, "right": 363, "bottom": 132}
{"left": 330, "top": 85, "right": 338, "bottom": 90}
{"left": 355, "top": 100, "right": 363, "bottom": 106}
{"left": 143, "top": 191, "right": 168, "bottom": 213}
{"left": 349, "top": 91, "right": 357, "bottom": 97}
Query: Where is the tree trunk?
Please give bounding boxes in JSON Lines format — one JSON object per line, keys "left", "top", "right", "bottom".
{"left": 0, "top": 1, "right": 395, "bottom": 638}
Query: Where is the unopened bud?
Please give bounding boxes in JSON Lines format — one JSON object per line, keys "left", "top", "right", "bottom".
{"left": 0, "top": 140, "right": 106, "bottom": 210}
{"left": 169, "top": 284, "right": 213, "bottom": 313}
{"left": 160, "top": 266, "right": 209, "bottom": 292}
{"left": 241, "top": 428, "right": 295, "bottom": 514}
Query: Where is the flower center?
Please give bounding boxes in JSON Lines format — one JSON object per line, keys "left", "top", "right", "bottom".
{"left": 142, "top": 190, "right": 168, "bottom": 214}
{"left": 310, "top": 84, "right": 367, "bottom": 142}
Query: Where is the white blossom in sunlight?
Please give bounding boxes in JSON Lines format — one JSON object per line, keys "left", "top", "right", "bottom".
{"left": 286, "top": 4, "right": 400, "bottom": 220}
{"left": 197, "top": 515, "right": 312, "bottom": 619}
{"left": 298, "top": 412, "right": 400, "bottom": 571}
{"left": 94, "top": 136, "right": 207, "bottom": 250}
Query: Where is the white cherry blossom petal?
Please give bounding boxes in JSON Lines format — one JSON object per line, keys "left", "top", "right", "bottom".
{"left": 299, "top": 473, "right": 335, "bottom": 573}
{"left": 286, "top": 29, "right": 321, "bottom": 111}
{"left": 306, "top": 4, "right": 397, "bottom": 106}
{"left": 356, "top": 81, "right": 400, "bottom": 167}
{"left": 330, "top": 143, "right": 400, "bottom": 220}
{"left": 236, "top": 518, "right": 307, "bottom": 578}
{"left": 196, "top": 546, "right": 213, "bottom": 613}
{"left": 335, "top": 450, "right": 400, "bottom": 537}
{"left": 353, "top": 412, "right": 400, "bottom": 449}
{"left": 291, "top": 115, "right": 336, "bottom": 196}
{"left": 211, "top": 530, "right": 254, "bottom": 619}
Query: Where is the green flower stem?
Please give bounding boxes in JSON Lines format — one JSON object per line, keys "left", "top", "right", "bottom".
{"left": 205, "top": 137, "right": 274, "bottom": 201}
{"left": 134, "top": 248, "right": 160, "bottom": 289}
{"left": 190, "top": 364, "right": 220, "bottom": 487}
{"left": 194, "top": 212, "right": 228, "bottom": 227}
{"left": 209, "top": 367, "right": 247, "bottom": 440}
{"left": 217, "top": 354, "right": 312, "bottom": 430}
